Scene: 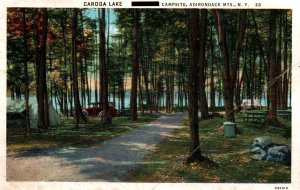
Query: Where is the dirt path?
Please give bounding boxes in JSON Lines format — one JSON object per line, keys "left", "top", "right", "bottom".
{"left": 7, "top": 112, "right": 185, "bottom": 181}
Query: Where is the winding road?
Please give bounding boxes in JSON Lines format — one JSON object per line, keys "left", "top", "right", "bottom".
{"left": 7, "top": 112, "right": 185, "bottom": 181}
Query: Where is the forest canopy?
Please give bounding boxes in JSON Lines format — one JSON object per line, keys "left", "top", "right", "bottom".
{"left": 7, "top": 8, "right": 292, "bottom": 127}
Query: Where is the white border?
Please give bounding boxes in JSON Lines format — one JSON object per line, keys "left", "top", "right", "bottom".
{"left": 1, "top": 0, "right": 300, "bottom": 190}
{"left": 1, "top": 0, "right": 298, "bottom": 8}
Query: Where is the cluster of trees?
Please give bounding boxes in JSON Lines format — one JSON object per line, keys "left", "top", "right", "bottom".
{"left": 187, "top": 9, "right": 291, "bottom": 162}
{"left": 7, "top": 8, "right": 291, "bottom": 160}
{"left": 8, "top": 8, "right": 106, "bottom": 129}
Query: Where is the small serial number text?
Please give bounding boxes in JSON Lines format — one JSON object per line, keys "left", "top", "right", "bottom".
{"left": 275, "top": 187, "right": 288, "bottom": 190}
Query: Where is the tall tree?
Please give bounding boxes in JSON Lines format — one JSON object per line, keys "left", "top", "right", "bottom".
{"left": 71, "top": 8, "right": 86, "bottom": 127}
{"left": 140, "top": 31, "right": 152, "bottom": 113}
{"left": 282, "top": 10, "right": 289, "bottom": 109}
{"left": 209, "top": 22, "right": 216, "bottom": 112}
{"left": 60, "top": 9, "right": 70, "bottom": 117}
{"left": 213, "top": 10, "right": 247, "bottom": 121}
{"left": 276, "top": 11, "right": 283, "bottom": 109}
{"left": 265, "top": 10, "right": 279, "bottom": 125}
{"left": 22, "top": 8, "right": 31, "bottom": 134}
{"left": 35, "top": 8, "right": 50, "bottom": 129}
{"left": 198, "top": 9, "right": 209, "bottom": 119}
{"left": 130, "top": 9, "right": 140, "bottom": 121}
{"left": 186, "top": 9, "right": 202, "bottom": 163}
{"left": 99, "top": 8, "right": 109, "bottom": 121}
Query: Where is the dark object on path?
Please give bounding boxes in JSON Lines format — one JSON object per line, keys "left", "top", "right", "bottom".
{"left": 249, "top": 136, "right": 291, "bottom": 165}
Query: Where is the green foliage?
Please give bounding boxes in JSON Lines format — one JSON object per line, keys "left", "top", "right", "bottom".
{"left": 128, "top": 115, "right": 291, "bottom": 182}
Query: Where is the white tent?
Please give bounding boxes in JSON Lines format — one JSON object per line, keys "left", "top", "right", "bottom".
{"left": 7, "top": 99, "right": 62, "bottom": 128}
{"left": 240, "top": 99, "right": 262, "bottom": 109}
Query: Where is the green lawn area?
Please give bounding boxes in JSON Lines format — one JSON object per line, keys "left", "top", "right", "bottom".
{"left": 127, "top": 112, "right": 291, "bottom": 183}
{"left": 7, "top": 113, "right": 160, "bottom": 152}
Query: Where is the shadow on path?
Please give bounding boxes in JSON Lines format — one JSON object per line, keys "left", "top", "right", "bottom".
{"left": 7, "top": 112, "right": 186, "bottom": 181}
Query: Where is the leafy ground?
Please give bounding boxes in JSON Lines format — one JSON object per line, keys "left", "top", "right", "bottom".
{"left": 7, "top": 113, "right": 160, "bottom": 152}
{"left": 127, "top": 112, "right": 291, "bottom": 183}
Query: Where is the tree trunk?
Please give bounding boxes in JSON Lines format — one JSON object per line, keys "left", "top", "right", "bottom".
{"left": 99, "top": 8, "right": 109, "bottom": 122}
{"left": 36, "top": 8, "right": 49, "bottom": 129}
{"left": 80, "top": 10, "right": 89, "bottom": 107}
{"left": 138, "top": 70, "right": 144, "bottom": 112}
{"left": 22, "top": 8, "right": 31, "bottom": 134}
{"left": 72, "top": 8, "right": 86, "bottom": 127}
{"left": 119, "top": 77, "right": 125, "bottom": 111}
{"left": 213, "top": 10, "right": 233, "bottom": 120}
{"left": 141, "top": 54, "right": 151, "bottom": 112}
{"left": 198, "top": 9, "right": 209, "bottom": 119}
{"left": 94, "top": 47, "right": 98, "bottom": 103}
{"left": 60, "top": 10, "right": 69, "bottom": 117}
{"left": 251, "top": 37, "right": 256, "bottom": 107}
{"left": 186, "top": 9, "right": 202, "bottom": 163}
{"left": 265, "top": 10, "right": 280, "bottom": 125}
{"left": 209, "top": 23, "right": 215, "bottom": 112}
{"left": 288, "top": 51, "right": 291, "bottom": 108}
{"left": 130, "top": 9, "right": 140, "bottom": 121}
{"left": 143, "top": 32, "right": 153, "bottom": 113}
{"left": 282, "top": 10, "right": 288, "bottom": 110}
{"left": 213, "top": 10, "right": 247, "bottom": 121}
{"left": 277, "top": 11, "right": 283, "bottom": 109}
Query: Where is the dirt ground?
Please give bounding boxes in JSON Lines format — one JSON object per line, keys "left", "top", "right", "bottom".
{"left": 6, "top": 112, "right": 185, "bottom": 181}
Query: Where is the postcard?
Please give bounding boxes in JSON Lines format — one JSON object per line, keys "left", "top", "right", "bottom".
{"left": 1, "top": 0, "right": 299, "bottom": 189}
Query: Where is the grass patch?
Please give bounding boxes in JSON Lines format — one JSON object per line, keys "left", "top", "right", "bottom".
{"left": 7, "top": 113, "right": 160, "bottom": 152}
{"left": 128, "top": 114, "right": 291, "bottom": 183}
